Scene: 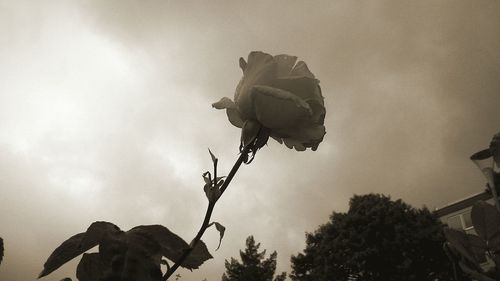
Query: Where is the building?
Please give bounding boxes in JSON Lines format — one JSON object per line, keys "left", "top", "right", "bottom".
{"left": 434, "top": 186, "right": 498, "bottom": 269}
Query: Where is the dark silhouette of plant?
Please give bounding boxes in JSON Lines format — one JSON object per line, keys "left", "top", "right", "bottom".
{"left": 444, "top": 201, "right": 500, "bottom": 281}
{"left": 290, "top": 194, "right": 454, "bottom": 281}
{"left": 39, "top": 51, "right": 326, "bottom": 281}
{"left": 39, "top": 222, "right": 212, "bottom": 281}
{"left": 222, "top": 236, "right": 286, "bottom": 281}
{"left": 0, "top": 237, "right": 3, "bottom": 267}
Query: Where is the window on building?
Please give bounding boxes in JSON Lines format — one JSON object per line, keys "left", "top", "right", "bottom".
{"left": 447, "top": 215, "right": 463, "bottom": 230}
{"left": 462, "top": 211, "right": 473, "bottom": 229}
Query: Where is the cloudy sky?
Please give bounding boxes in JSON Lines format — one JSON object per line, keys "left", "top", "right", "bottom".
{"left": 1, "top": 1, "right": 499, "bottom": 280}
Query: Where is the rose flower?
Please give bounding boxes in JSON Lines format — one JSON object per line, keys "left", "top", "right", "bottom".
{"left": 213, "top": 51, "right": 326, "bottom": 154}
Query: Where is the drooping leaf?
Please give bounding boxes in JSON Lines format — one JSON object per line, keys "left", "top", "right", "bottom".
{"left": 443, "top": 228, "right": 478, "bottom": 266}
{"left": 184, "top": 240, "right": 213, "bottom": 270}
{"left": 76, "top": 253, "right": 102, "bottom": 281}
{"left": 39, "top": 233, "right": 87, "bottom": 278}
{"left": 208, "top": 222, "right": 226, "bottom": 250}
{"left": 127, "top": 225, "right": 212, "bottom": 270}
{"left": 39, "top": 221, "right": 122, "bottom": 278}
{"left": 471, "top": 201, "right": 500, "bottom": 241}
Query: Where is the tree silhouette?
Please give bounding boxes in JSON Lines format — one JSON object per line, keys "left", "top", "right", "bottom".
{"left": 291, "top": 194, "right": 455, "bottom": 281}
{"left": 222, "top": 236, "right": 286, "bottom": 281}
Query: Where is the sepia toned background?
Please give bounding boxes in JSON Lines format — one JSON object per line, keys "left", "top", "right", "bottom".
{"left": 1, "top": 1, "right": 500, "bottom": 280}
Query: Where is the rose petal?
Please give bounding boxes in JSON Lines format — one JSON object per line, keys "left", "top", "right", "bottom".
{"left": 226, "top": 109, "right": 244, "bottom": 128}
{"left": 251, "top": 85, "right": 312, "bottom": 129}
{"left": 235, "top": 52, "right": 277, "bottom": 119}
{"left": 274, "top": 124, "right": 326, "bottom": 151}
{"left": 270, "top": 133, "right": 283, "bottom": 144}
{"left": 212, "top": 97, "right": 236, "bottom": 109}
{"left": 212, "top": 97, "right": 244, "bottom": 128}
{"left": 307, "top": 99, "right": 326, "bottom": 125}
{"left": 283, "top": 138, "right": 306, "bottom": 151}
{"left": 271, "top": 77, "right": 323, "bottom": 103}
{"left": 273, "top": 54, "right": 298, "bottom": 77}
{"left": 291, "top": 61, "right": 315, "bottom": 78}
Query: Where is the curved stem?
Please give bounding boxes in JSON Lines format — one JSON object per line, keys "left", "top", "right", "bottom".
{"left": 163, "top": 145, "right": 250, "bottom": 280}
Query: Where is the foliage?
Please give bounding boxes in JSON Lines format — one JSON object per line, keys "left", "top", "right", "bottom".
{"left": 39, "top": 222, "right": 212, "bottom": 281}
{"left": 221, "top": 236, "right": 286, "bottom": 281}
{"left": 0, "top": 237, "right": 3, "bottom": 266}
{"left": 37, "top": 51, "right": 326, "bottom": 280}
{"left": 290, "top": 193, "right": 454, "bottom": 281}
{"left": 444, "top": 201, "right": 500, "bottom": 281}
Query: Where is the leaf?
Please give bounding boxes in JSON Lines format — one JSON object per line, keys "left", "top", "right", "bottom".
{"left": 443, "top": 228, "right": 478, "bottom": 266}
{"left": 185, "top": 240, "right": 213, "bottom": 270}
{"left": 202, "top": 171, "right": 212, "bottom": 185}
{"left": 202, "top": 172, "right": 221, "bottom": 202}
{"left": 39, "top": 233, "right": 87, "bottom": 278}
{"left": 489, "top": 232, "right": 500, "bottom": 251}
{"left": 467, "top": 234, "right": 488, "bottom": 262}
{"left": 119, "top": 231, "right": 163, "bottom": 281}
{"left": 459, "top": 261, "right": 497, "bottom": 281}
{"left": 471, "top": 201, "right": 500, "bottom": 241}
{"left": 208, "top": 149, "right": 218, "bottom": 165}
{"left": 208, "top": 222, "right": 226, "bottom": 250}
{"left": 127, "top": 225, "right": 212, "bottom": 270}
{"left": 76, "top": 253, "right": 102, "bottom": 281}
{"left": 39, "top": 221, "right": 122, "bottom": 278}
{"left": 490, "top": 132, "right": 500, "bottom": 167}
{"left": 0, "top": 237, "right": 3, "bottom": 266}
{"left": 80, "top": 221, "right": 122, "bottom": 249}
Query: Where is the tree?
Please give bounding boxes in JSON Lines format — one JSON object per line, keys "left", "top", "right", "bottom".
{"left": 222, "top": 236, "right": 286, "bottom": 281}
{"left": 290, "top": 194, "right": 455, "bottom": 281}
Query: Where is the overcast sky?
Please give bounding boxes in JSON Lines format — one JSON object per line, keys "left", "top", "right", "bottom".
{"left": 1, "top": 1, "right": 500, "bottom": 280}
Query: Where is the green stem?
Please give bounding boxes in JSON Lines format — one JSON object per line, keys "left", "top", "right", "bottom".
{"left": 163, "top": 145, "right": 250, "bottom": 280}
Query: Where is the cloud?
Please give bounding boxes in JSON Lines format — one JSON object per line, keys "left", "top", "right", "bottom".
{"left": 1, "top": 1, "right": 500, "bottom": 280}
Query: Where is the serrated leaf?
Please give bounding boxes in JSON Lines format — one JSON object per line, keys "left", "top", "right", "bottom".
{"left": 127, "top": 225, "right": 212, "bottom": 270}
{"left": 76, "top": 253, "right": 102, "bottom": 281}
{"left": 208, "top": 149, "right": 218, "bottom": 164}
{"left": 471, "top": 201, "right": 500, "bottom": 241}
{"left": 444, "top": 228, "right": 478, "bottom": 265}
{"left": 185, "top": 240, "right": 213, "bottom": 270}
{"left": 39, "top": 221, "right": 122, "bottom": 278}
{"left": 208, "top": 222, "right": 226, "bottom": 250}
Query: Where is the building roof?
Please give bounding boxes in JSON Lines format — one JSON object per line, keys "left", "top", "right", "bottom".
{"left": 434, "top": 189, "right": 492, "bottom": 217}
